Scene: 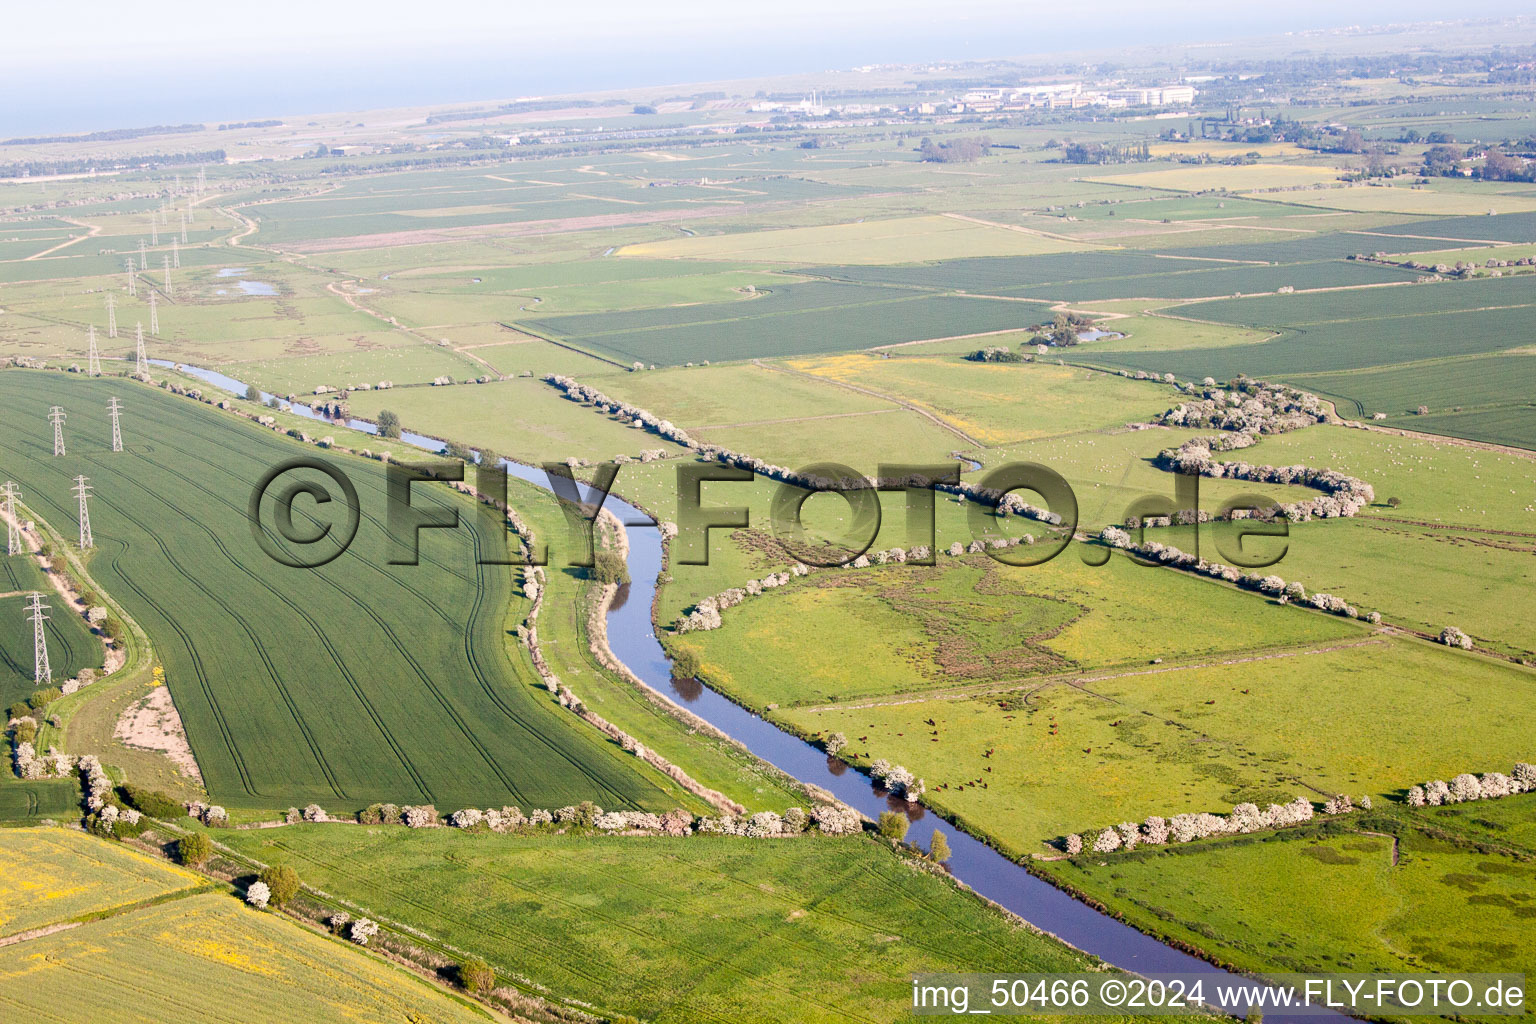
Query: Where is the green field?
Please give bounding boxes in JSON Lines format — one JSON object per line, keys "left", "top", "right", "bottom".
{"left": 0, "top": 551, "right": 102, "bottom": 708}
{"left": 1040, "top": 797, "right": 1536, "bottom": 982}
{"left": 1086, "top": 273, "right": 1536, "bottom": 380}
{"left": 517, "top": 281, "right": 1049, "bottom": 365}
{"left": 218, "top": 824, "right": 1103, "bottom": 1024}
{"left": 0, "top": 371, "right": 673, "bottom": 812}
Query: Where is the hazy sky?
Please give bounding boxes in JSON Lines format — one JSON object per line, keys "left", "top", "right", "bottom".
{"left": 1, "top": 1, "right": 1528, "bottom": 134}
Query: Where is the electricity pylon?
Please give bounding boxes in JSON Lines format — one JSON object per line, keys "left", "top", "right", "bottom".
{"left": 125, "top": 258, "right": 136, "bottom": 296}
{"left": 87, "top": 324, "right": 101, "bottom": 375}
{"left": 48, "top": 406, "right": 66, "bottom": 456}
{"left": 2, "top": 482, "right": 20, "bottom": 556}
{"left": 179, "top": 213, "right": 187, "bottom": 245}
{"left": 72, "top": 476, "right": 93, "bottom": 550}
{"left": 135, "top": 323, "right": 148, "bottom": 377}
{"left": 108, "top": 398, "right": 124, "bottom": 452}
{"left": 106, "top": 293, "right": 118, "bottom": 338}
{"left": 151, "top": 217, "right": 159, "bottom": 246}
{"left": 163, "top": 255, "right": 172, "bottom": 296}
{"left": 138, "top": 238, "right": 147, "bottom": 270}
{"left": 26, "top": 593, "right": 50, "bottom": 684}
{"left": 148, "top": 292, "right": 159, "bottom": 335}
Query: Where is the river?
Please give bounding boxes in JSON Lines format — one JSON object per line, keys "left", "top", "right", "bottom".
{"left": 153, "top": 359, "right": 1325, "bottom": 1018}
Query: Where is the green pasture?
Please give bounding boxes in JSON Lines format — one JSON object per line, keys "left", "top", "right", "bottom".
{"left": 218, "top": 825, "right": 1102, "bottom": 1024}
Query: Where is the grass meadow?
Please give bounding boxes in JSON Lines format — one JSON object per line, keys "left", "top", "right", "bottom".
{"left": 1041, "top": 797, "right": 1536, "bottom": 984}
{"left": 217, "top": 824, "right": 1106, "bottom": 1024}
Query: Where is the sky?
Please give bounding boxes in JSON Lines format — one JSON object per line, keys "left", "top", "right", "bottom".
{"left": 2, "top": 1, "right": 1530, "bottom": 135}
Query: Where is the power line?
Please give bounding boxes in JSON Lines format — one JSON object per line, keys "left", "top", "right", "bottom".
{"left": 72, "top": 475, "right": 93, "bottom": 550}
{"left": 2, "top": 482, "right": 20, "bottom": 557}
{"left": 48, "top": 406, "right": 66, "bottom": 457}
{"left": 108, "top": 397, "right": 124, "bottom": 453}
{"left": 26, "top": 592, "right": 50, "bottom": 685}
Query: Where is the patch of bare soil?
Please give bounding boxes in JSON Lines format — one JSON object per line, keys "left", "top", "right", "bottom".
{"left": 114, "top": 686, "right": 204, "bottom": 786}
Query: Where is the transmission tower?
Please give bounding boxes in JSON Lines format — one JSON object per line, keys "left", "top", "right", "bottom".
{"left": 125, "top": 258, "right": 136, "bottom": 296}
{"left": 178, "top": 213, "right": 187, "bottom": 245}
{"left": 87, "top": 324, "right": 101, "bottom": 375}
{"left": 2, "top": 482, "right": 20, "bottom": 556}
{"left": 48, "top": 406, "right": 66, "bottom": 457}
{"left": 26, "top": 593, "right": 50, "bottom": 684}
{"left": 108, "top": 398, "right": 124, "bottom": 452}
{"left": 151, "top": 217, "right": 159, "bottom": 246}
{"left": 163, "top": 255, "right": 172, "bottom": 296}
{"left": 135, "top": 323, "right": 148, "bottom": 377}
{"left": 149, "top": 292, "right": 159, "bottom": 335}
{"left": 106, "top": 293, "right": 118, "bottom": 338}
{"left": 138, "top": 238, "right": 147, "bottom": 270}
{"left": 172, "top": 236, "right": 181, "bottom": 267}
{"left": 72, "top": 476, "right": 94, "bottom": 550}
{"left": 196, "top": 166, "right": 206, "bottom": 195}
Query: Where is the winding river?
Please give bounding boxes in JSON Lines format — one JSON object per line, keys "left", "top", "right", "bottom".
{"left": 153, "top": 359, "right": 1323, "bottom": 1018}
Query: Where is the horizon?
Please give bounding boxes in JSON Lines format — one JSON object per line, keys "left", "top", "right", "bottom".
{"left": 4, "top": 2, "right": 1532, "bottom": 136}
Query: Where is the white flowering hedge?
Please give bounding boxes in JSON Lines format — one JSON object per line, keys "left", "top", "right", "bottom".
{"left": 1407, "top": 762, "right": 1534, "bottom": 807}
{"left": 1064, "top": 796, "right": 1347, "bottom": 855}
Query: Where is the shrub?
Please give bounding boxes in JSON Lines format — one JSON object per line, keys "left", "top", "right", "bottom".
{"left": 245, "top": 880, "right": 270, "bottom": 909}
{"left": 177, "top": 832, "right": 212, "bottom": 867}
{"left": 258, "top": 864, "right": 300, "bottom": 907}
{"left": 348, "top": 917, "right": 379, "bottom": 945}
{"left": 591, "top": 549, "right": 629, "bottom": 586}
{"left": 670, "top": 645, "right": 700, "bottom": 680}
{"left": 877, "top": 811, "right": 909, "bottom": 842}
{"left": 120, "top": 784, "right": 182, "bottom": 818}
{"left": 28, "top": 687, "right": 63, "bottom": 711}
{"left": 460, "top": 956, "right": 496, "bottom": 994}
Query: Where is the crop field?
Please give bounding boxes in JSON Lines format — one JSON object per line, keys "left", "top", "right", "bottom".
{"left": 1085, "top": 164, "right": 1346, "bottom": 191}
{"left": 1041, "top": 798, "right": 1536, "bottom": 979}
{"left": 1250, "top": 185, "right": 1536, "bottom": 216}
{"left": 0, "top": 891, "right": 493, "bottom": 1024}
{"left": 617, "top": 213, "right": 1099, "bottom": 263}
{"left": 778, "top": 353, "right": 1177, "bottom": 445}
{"left": 0, "top": 552, "right": 101, "bottom": 708}
{"left": 0, "top": 371, "right": 674, "bottom": 812}
{"left": 814, "top": 251, "right": 1419, "bottom": 301}
{"left": 239, "top": 167, "right": 877, "bottom": 248}
{"left": 0, "top": 779, "right": 80, "bottom": 819}
{"left": 1087, "top": 274, "right": 1536, "bottom": 379}
{"left": 1365, "top": 210, "right": 1536, "bottom": 244}
{"left": 0, "top": 827, "right": 203, "bottom": 937}
{"left": 218, "top": 825, "right": 1098, "bottom": 1024}
{"left": 517, "top": 281, "right": 1048, "bottom": 365}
